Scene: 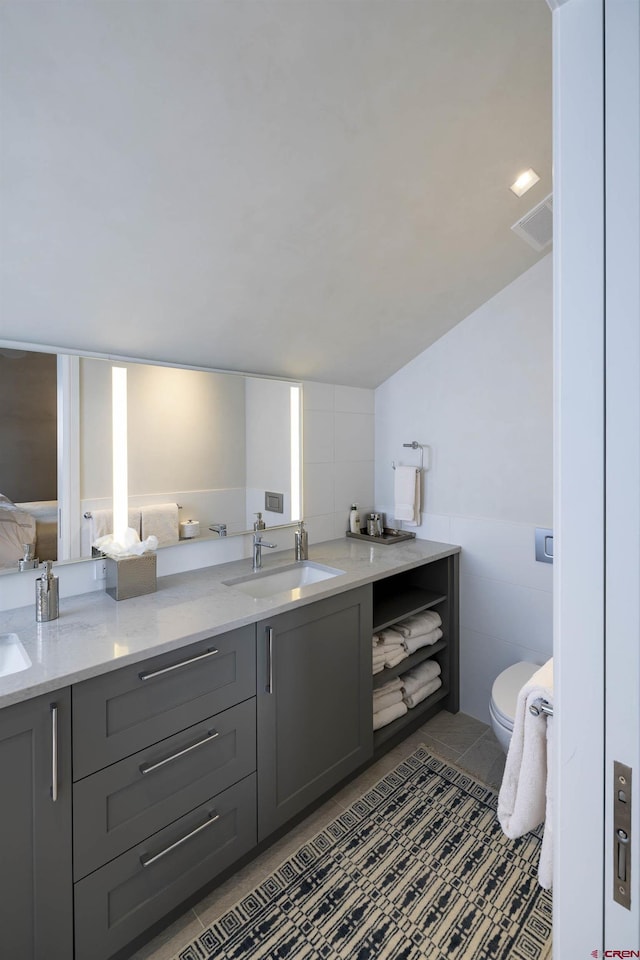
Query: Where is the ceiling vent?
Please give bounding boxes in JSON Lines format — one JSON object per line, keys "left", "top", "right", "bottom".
{"left": 511, "top": 193, "right": 553, "bottom": 251}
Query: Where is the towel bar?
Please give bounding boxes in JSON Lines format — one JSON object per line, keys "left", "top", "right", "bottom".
{"left": 529, "top": 698, "right": 553, "bottom": 717}
{"left": 392, "top": 441, "right": 424, "bottom": 472}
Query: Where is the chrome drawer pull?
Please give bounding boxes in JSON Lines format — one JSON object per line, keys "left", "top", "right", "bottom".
{"left": 51, "top": 703, "right": 58, "bottom": 802}
{"left": 139, "top": 729, "right": 219, "bottom": 776}
{"left": 138, "top": 647, "right": 219, "bottom": 681}
{"left": 140, "top": 811, "right": 220, "bottom": 868}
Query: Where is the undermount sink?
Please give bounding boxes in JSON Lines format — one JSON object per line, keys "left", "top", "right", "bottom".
{"left": 0, "top": 633, "right": 32, "bottom": 678}
{"left": 223, "top": 561, "right": 346, "bottom": 600}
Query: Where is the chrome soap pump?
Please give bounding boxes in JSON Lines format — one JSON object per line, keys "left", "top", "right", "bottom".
{"left": 35, "top": 560, "right": 59, "bottom": 622}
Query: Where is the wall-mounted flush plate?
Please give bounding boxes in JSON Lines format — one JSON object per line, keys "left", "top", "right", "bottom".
{"left": 265, "top": 491, "right": 284, "bottom": 514}
{"left": 535, "top": 527, "right": 554, "bottom": 564}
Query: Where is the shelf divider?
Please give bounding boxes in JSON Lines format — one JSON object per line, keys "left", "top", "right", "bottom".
{"left": 373, "top": 588, "right": 446, "bottom": 633}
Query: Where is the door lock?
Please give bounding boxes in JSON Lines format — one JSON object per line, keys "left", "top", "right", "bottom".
{"left": 613, "top": 761, "right": 632, "bottom": 909}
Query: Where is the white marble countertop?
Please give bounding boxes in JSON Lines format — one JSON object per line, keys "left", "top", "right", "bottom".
{"left": 0, "top": 537, "right": 459, "bottom": 709}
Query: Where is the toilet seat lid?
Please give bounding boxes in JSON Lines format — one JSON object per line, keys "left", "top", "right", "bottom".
{"left": 491, "top": 661, "right": 539, "bottom": 725}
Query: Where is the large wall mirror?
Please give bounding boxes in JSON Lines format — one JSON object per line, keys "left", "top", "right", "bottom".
{"left": 0, "top": 345, "right": 302, "bottom": 572}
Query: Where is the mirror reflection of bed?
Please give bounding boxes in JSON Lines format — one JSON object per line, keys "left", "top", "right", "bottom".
{"left": 0, "top": 495, "right": 58, "bottom": 570}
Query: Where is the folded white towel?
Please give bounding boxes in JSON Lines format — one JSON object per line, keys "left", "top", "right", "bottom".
{"left": 90, "top": 508, "right": 141, "bottom": 545}
{"left": 403, "top": 676, "right": 442, "bottom": 709}
{"left": 400, "top": 659, "right": 442, "bottom": 696}
{"left": 403, "top": 627, "right": 443, "bottom": 655}
{"left": 373, "top": 677, "right": 403, "bottom": 699}
{"left": 140, "top": 503, "right": 179, "bottom": 545}
{"left": 394, "top": 610, "right": 442, "bottom": 639}
{"left": 373, "top": 689, "right": 404, "bottom": 713}
{"left": 498, "top": 657, "right": 554, "bottom": 890}
{"left": 373, "top": 700, "right": 407, "bottom": 731}
{"left": 382, "top": 648, "right": 409, "bottom": 669}
{"left": 373, "top": 628, "right": 404, "bottom": 645}
{"left": 373, "top": 662, "right": 385, "bottom": 675}
{"left": 394, "top": 465, "right": 420, "bottom": 526}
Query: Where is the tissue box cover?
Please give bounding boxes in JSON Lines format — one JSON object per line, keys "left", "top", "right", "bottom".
{"left": 105, "top": 552, "right": 157, "bottom": 601}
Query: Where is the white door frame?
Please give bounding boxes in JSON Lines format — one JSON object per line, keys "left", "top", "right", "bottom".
{"left": 604, "top": 0, "right": 640, "bottom": 944}
{"left": 552, "top": 0, "right": 605, "bottom": 953}
{"left": 553, "top": 0, "right": 640, "bottom": 950}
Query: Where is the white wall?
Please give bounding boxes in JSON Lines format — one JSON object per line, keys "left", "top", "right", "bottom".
{"left": 375, "top": 255, "right": 553, "bottom": 722}
{"left": 302, "top": 382, "right": 375, "bottom": 544}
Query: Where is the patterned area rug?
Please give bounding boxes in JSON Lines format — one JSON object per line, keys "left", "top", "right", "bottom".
{"left": 173, "top": 747, "right": 552, "bottom": 960}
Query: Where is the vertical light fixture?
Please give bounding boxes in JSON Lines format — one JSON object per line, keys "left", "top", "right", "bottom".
{"left": 112, "top": 366, "right": 128, "bottom": 544}
{"left": 290, "top": 385, "right": 301, "bottom": 522}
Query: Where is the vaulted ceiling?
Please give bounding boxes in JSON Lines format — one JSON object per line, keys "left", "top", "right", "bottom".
{"left": 0, "top": 0, "right": 551, "bottom": 388}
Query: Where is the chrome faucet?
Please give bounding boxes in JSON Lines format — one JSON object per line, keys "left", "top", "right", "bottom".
{"left": 252, "top": 531, "right": 277, "bottom": 571}
{"left": 209, "top": 522, "right": 227, "bottom": 537}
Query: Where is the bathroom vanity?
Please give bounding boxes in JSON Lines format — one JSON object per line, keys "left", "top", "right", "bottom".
{"left": 0, "top": 537, "right": 459, "bottom": 960}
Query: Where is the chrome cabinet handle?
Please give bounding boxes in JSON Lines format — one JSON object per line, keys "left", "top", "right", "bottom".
{"left": 138, "top": 647, "right": 219, "bottom": 681}
{"left": 266, "top": 627, "right": 273, "bottom": 694}
{"left": 140, "top": 811, "right": 220, "bottom": 868}
{"left": 50, "top": 703, "right": 58, "bottom": 802}
{"left": 139, "top": 729, "right": 219, "bottom": 776}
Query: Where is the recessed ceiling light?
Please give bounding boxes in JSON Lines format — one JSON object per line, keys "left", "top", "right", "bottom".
{"left": 510, "top": 168, "right": 540, "bottom": 198}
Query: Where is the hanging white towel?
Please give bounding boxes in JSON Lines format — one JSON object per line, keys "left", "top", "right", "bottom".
{"left": 140, "top": 503, "right": 179, "bottom": 545}
{"left": 497, "top": 657, "right": 554, "bottom": 889}
{"left": 394, "top": 465, "right": 420, "bottom": 526}
{"left": 90, "top": 508, "right": 141, "bottom": 545}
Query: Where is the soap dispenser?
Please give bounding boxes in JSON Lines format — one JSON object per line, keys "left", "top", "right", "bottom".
{"left": 253, "top": 512, "right": 266, "bottom": 531}
{"left": 35, "top": 560, "right": 59, "bottom": 622}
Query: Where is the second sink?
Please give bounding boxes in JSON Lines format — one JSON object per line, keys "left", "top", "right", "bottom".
{"left": 223, "top": 561, "right": 345, "bottom": 600}
{"left": 0, "top": 633, "right": 32, "bottom": 678}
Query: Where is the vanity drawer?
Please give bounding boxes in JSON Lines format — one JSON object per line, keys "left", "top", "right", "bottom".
{"left": 74, "top": 773, "right": 256, "bottom": 960}
{"left": 72, "top": 625, "right": 256, "bottom": 779}
{"left": 73, "top": 697, "right": 256, "bottom": 880}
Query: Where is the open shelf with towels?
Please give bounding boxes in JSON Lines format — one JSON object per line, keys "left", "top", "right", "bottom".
{"left": 371, "top": 554, "right": 459, "bottom": 755}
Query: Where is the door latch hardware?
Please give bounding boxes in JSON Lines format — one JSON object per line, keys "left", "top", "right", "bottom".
{"left": 613, "top": 761, "right": 632, "bottom": 909}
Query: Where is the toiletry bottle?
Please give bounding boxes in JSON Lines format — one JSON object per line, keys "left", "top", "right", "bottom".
{"left": 254, "top": 512, "right": 266, "bottom": 531}
{"left": 294, "top": 520, "right": 308, "bottom": 561}
{"left": 349, "top": 504, "right": 360, "bottom": 534}
{"left": 35, "top": 560, "right": 59, "bottom": 622}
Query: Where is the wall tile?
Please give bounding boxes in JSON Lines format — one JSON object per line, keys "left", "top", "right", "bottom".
{"left": 334, "top": 412, "right": 374, "bottom": 462}
{"left": 303, "top": 462, "right": 335, "bottom": 517}
{"left": 305, "top": 514, "right": 335, "bottom": 544}
{"left": 460, "top": 573, "right": 553, "bottom": 658}
{"left": 415, "top": 513, "right": 453, "bottom": 543}
{"left": 451, "top": 515, "right": 553, "bottom": 592}
{"left": 459, "top": 626, "right": 546, "bottom": 724}
{"left": 334, "top": 385, "right": 374, "bottom": 414}
{"left": 303, "top": 410, "right": 334, "bottom": 463}
{"left": 303, "top": 381, "right": 334, "bottom": 412}
{"left": 334, "top": 461, "right": 374, "bottom": 521}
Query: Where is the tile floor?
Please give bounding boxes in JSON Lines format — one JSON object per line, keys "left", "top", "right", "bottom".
{"left": 130, "top": 711, "right": 506, "bottom": 960}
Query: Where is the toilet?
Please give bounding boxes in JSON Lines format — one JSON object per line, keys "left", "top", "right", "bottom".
{"left": 489, "top": 661, "right": 539, "bottom": 754}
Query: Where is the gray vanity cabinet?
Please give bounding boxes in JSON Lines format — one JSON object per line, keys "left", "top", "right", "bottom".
{"left": 0, "top": 688, "right": 73, "bottom": 960}
{"left": 256, "top": 585, "right": 373, "bottom": 840}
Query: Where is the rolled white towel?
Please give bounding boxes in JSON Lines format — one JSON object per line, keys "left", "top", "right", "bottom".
{"left": 403, "top": 676, "right": 442, "bottom": 709}
{"left": 400, "top": 659, "right": 442, "bottom": 696}
{"left": 373, "top": 700, "right": 408, "bottom": 731}
{"left": 394, "top": 610, "right": 442, "bottom": 639}
{"left": 403, "top": 627, "right": 443, "bottom": 655}
{"left": 373, "top": 689, "right": 404, "bottom": 713}
{"left": 373, "top": 677, "right": 403, "bottom": 700}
